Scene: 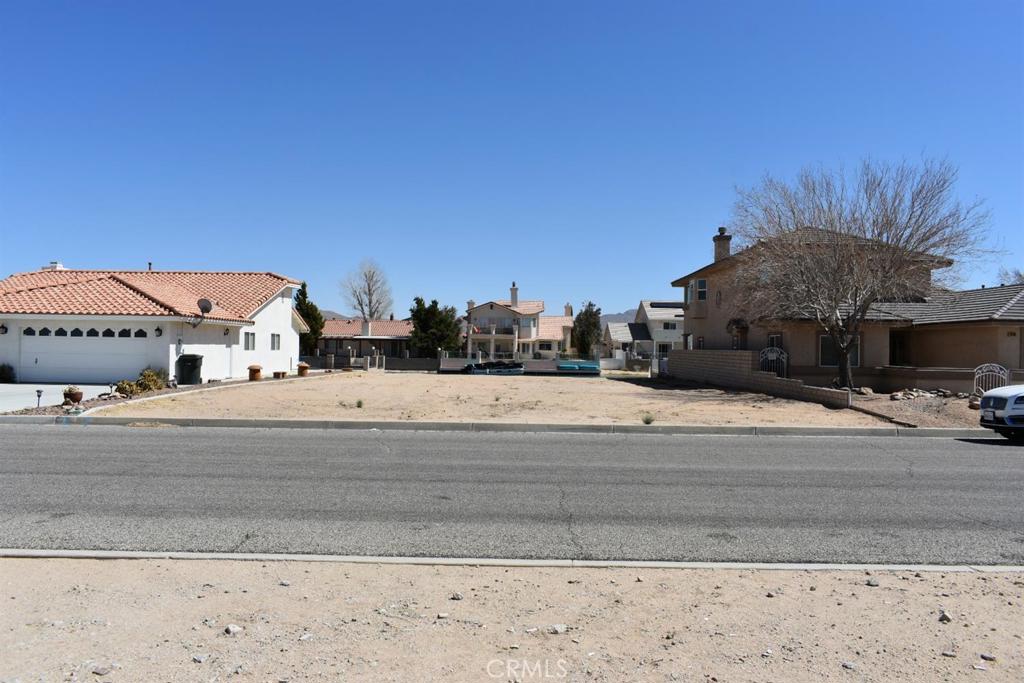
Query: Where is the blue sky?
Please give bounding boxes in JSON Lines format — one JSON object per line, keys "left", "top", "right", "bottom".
{"left": 1, "top": 1, "right": 1021, "bottom": 317}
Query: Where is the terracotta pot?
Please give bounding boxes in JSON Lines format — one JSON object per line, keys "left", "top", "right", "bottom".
{"left": 297, "top": 362, "right": 309, "bottom": 377}
{"left": 247, "top": 364, "right": 262, "bottom": 381}
{"left": 64, "top": 391, "right": 84, "bottom": 403}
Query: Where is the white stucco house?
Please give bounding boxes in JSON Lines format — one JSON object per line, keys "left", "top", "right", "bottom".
{"left": 465, "top": 282, "right": 574, "bottom": 360}
{"left": 603, "top": 300, "right": 685, "bottom": 358}
{"left": 0, "top": 263, "right": 308, "bottom": 384}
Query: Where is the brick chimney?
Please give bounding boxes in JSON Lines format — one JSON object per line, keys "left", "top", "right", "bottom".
{"left": 467, "top": 299, "right": 476, "bottom": 312}
{"left": 564, "top": 302, "right": 573, "bottom": 317}
{"left": 40, "top": 261, "right": 66, "bottom": 271}
{"left": 713, "top": 227, "right": 732, "bottom": 261}
{"left": 510, "top": 281, "right": 518, "bottom": 307}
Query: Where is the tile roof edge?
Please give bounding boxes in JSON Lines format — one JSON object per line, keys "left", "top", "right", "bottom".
{"left": 107, "top": 274, "right": 184, "bottom": 317}
{"left": 993, "top": 286, "right": 1024, "bottom": 320}
{"left": 0, "top": 272, "right": 115, "bottom": 296}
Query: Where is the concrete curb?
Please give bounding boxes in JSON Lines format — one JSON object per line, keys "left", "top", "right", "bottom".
{"left": 0, "top": 414, "right": 999, "bottom": 438}
{"left": 1, "top": 548, "right": 1020, "bottom": 572}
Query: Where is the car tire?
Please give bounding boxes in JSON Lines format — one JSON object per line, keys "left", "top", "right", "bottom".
{"left": 1006, "top": 431, "right": 1024, "bottom": 444}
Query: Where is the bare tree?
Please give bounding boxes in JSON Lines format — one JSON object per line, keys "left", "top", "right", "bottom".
{"left": 730, "top": 159, "right": 988, "bottom": 388}
{"left": 342, "top": 259, "right": 393, "bottom": 320}
{"left": 999, "top": 267, "right": 1024, "bottom": 285}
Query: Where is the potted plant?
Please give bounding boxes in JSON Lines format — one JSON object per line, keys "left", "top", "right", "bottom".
{"left": 63, "top": 385, "right": 84, "bottom": 403}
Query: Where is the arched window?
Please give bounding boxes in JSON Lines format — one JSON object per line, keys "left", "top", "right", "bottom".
{"left": 86, "top": 328, "right": 99, "bottom": 337}
{"left": 133, "top": 329, "right": 148, "bottom": 338}
{"left": 55, "top": 328, "right": 68, "bottom": 337}
{"left": 118, "top": 328, "right": 131, "bottom": 338}
{"left": 102, "top": 328, "right": 115, "bottom": 337}
{"left": 23, "top": 327, "right": 35, "bottom": 336}
{"left": 38, "top": 327, "right": 51, "bottom": 336}
{"left": 70, "top": 328, "right": 83, "bottom": 337}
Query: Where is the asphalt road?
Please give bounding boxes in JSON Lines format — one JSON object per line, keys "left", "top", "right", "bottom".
{"left": 0, "top": 424, "right": 1021, "bottom": 564}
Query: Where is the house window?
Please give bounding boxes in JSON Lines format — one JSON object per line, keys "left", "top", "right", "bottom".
{"left": 657, "top": 343, "right": 671, "bottom": 356}
{"left": 39, "top": 327, "right": 51, "bottom": 336}
{"left": 271, "top": 333, "right": 281, "bottom": 350}
{"left": 55, "top": 328, "right": 68, "bottom": 337}
{"left": 87, "top": 328, "right": 99, "bottom": 337}
{"left": 539, "top": 342, "right": 553, "bottom": 351}
{"left": 662, "top": 322, "right": 677, "bottom": 330}
{"left": 118, "top": 328, "right": 131, "bottom": 338}
{"left": 70, "top": 328, "right": 83, "bottom": 337}
{"left": 23, "top": 327, "right": 35, "bottom": 336}
{"left": 696, "top": 336, "right": 705, "bottom": 349}
{"left": 767, "top": 333, "right": 782, "bottom": 349}
{"left": 696, "top": 279, "right": 708, "bottom": 301}
{"left": 134, "top": 329, "right": 148, "bottom": 338}
{"left": 819, "top": 335, "right": 860, "bottom": 367}
{"left": 102, "top": 329, "right": 115, "bottom": 337}
{"left": 244, "top": 332, "right": 255, "bottom": 350}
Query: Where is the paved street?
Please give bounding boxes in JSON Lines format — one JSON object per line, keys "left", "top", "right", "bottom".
{"left": 0, "top": 424, "right": 1021, "bottom": 564}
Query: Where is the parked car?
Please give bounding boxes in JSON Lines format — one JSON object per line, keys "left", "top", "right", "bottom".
{"left": 979, "top": 385, "right": 1024, "bottom": 442}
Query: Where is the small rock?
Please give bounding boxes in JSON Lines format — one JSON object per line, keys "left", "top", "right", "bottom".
{"left": 766, "top": 591, "right": 776, "bottom": 598}
{"left": 941, "top": 650, "right": 957, "bottom": 658}
{"left": 866, "top": 578, "right": 879, "bottom": 587}
{"left": 436, "top": 613, "right": 449, "bottom": 620}
{"left": 224, "top": 623, "right": 242, "bottom": 636}
{"left": 841, "top": 661, "right": 856, "bottom": 670}
{"left": 973, "top": 664, "right": 988, "bottom": 671}
{"left": 192, "top": 654, "right": 208, "bottom": 664}
{"left": 761, "top": 649, "right": 772, "bottom": 658}
{"left": 91, "top": 665, "right": 112, "bottom": 676}
{"left": 548, "top": 624, "right": 568, "bottom": 635}
{"left": 278, "top": 580, "right": 290, "bottom": 587}
{"left": 938, "top": 609, "right": 952, "bottom": 623}
{"left": 979, "top": 653, "right": 996, "bottom": 662}
{"left": 449, "top": 592, "right": 464, "bottom": 601}
{"left": 299, "top": 632, "right": 314, "bottom": 641}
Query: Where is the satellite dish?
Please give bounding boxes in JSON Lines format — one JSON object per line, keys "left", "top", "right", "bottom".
{"left": 191, "top": 298, "right": 214, "bottom": 328}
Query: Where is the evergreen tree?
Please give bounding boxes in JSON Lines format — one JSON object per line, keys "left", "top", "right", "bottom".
{"left": 408, "top": 297, "right": 462, "bottom": 358}
{"left": 293, "top": 282, "right": 325, "bottom": 356}
{"left": 572, "top": 301, "right": 602, "bottom": 358}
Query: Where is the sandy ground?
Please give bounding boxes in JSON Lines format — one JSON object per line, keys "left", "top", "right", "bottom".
{"left": 854, "top": 394, "right": 980, "bottom": 428}
{"left": 95, "top": 371, "right": 885, "bottom": 427}
{"left": 1, "top": 559, "right": 1020, "bottom": 682}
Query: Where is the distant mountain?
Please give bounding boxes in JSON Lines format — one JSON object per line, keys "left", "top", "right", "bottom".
{"left": 320, "top": 309, "right": 349, "bottom": 320}
{"left": 600, "top": 309, "right": 637, "bottom": 325}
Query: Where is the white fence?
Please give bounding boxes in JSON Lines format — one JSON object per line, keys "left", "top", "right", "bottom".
{"left": 973, "top": 363, "right": 1009, "bottom": 395}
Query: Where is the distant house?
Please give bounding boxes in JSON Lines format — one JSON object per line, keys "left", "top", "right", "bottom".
{"left": 465, "top": 282, "right": 574, "bottom": 360}
{"left": 0, "top": 262, "right": 306, "bottom": 383}
{"left": 603, "top": 301, "right": 685, "bottom": 358}
{"left": 318, "top": 318, "right": 414, "bottom": 358}
{"left": 670, "top": 228, "right": 1024, "bottom": 390}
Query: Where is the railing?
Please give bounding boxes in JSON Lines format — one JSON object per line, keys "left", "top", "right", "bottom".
{"left": 759, "top": 346, "right": 788, "bottom": 378}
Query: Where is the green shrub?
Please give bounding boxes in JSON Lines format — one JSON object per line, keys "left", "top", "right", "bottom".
{"left": 641, "top": 413, "right": 655, "bottom": 425}
{"left": 0, "top": 363, "right": 15, "bottom": 383}
{"left": 115, "top": 379, "right": 139, "bottom": 397}
{"left": 356, "top": 399, "right": 364, "bottom": 408}
{"left": 136, "top": 367, "right": 167, "bottom": 392}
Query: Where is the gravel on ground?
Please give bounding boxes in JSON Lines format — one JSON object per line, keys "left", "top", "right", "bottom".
{"left": 1, "top": 558, "right": 1020, "bottom": 682}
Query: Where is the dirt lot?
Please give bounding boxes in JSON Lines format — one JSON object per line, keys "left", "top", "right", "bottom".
{"left": 2, "top": 558, "right": 1020, "bottom": 682}
{"left": 854, "top": 393, "right": 980, "bottom": 428}
{"left": 93, "top": 371, "right": 885, "bottom": 427}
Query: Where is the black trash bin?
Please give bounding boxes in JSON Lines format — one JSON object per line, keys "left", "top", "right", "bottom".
{"left": 176, "top": 354, "right": 203, "bottom": 385}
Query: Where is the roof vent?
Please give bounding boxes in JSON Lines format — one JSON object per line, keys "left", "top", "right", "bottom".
{"left": 40, "top": 261, "right": 66, "bottom": 271}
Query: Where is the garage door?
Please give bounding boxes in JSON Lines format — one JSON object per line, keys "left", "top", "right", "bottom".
{"left": 19, "top": 330, "right": 150, "bottom": 384}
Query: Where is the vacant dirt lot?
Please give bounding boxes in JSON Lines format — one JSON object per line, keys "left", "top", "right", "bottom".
{"left": 95, "top": 371, "right": 884, "bottom": 427}
{"left": 2, "top": 558, "right": 1020, "bottom": 682}
{"left": 854, "top": 393, "right": 980, "bottom": 428}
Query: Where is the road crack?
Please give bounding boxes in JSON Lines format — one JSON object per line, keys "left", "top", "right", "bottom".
{"left": 557, "top": 483, "right": 584, "bottom": 559}
{"left": 230, "top": 530, "right": 256, "bottom": 553}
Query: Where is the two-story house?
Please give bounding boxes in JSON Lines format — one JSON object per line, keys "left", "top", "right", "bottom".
{"left": 670, "top": 227, "right": 1024, "bottom": 391}
{"left": 603, "top": 301, "right": 685, "bottom": 358}
{"left": 465, "top": 283, "right": 574, "bottom": 360}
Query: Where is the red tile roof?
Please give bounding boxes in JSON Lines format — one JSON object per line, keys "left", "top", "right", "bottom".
{"left": 537, "top": 315, "right": 573, "bottom": 340}
{"left": 322, "top": 318, "right": 413, "bottom": 338}
{"left": 493, "top": 299, "right": 545, "bottom": 315}
{"left": 0, "top": 269, "right": 299, "bottom": 323}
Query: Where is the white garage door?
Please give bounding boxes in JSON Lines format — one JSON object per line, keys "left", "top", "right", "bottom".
{"left": 19, "top": 331, "right": 150, "bottom": 384}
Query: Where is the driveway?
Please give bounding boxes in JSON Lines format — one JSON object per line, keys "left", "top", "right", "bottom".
{"left": 0, "top": 384, "right": 108, "bottom": 412}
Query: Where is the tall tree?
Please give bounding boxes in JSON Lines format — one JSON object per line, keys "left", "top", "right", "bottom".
{"left": 342, "top": 259, "right": 393, "bottom": 320}
{"left": 572, "top": 301, "right": 602, "bottom": 358}
{"left": 293, "top": 282, "right": 325, "bottom": 356}
{"left": 408, "top": 297, "right": 462, "bottom": 358}
{"left": 730, "top": 158, "right": 988, "bottom": 388}
{"left": 999, "top": 267, "right": 1024, "bottom": 285}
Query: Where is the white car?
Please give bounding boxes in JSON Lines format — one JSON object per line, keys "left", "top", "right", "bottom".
{"left": 979, "top": 384, "right": 1024, "bottom": 442}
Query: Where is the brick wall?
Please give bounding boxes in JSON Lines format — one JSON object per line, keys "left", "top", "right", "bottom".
{"left": 666, "top": 349, "right": 852, "bottom": 409}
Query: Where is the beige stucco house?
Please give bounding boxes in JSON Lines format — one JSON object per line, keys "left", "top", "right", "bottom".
{"left": 465, "top": 283, "right": 574, "bottom": 360}
{"left": 671, "top": 228, "right": 1024, "bottom": 391}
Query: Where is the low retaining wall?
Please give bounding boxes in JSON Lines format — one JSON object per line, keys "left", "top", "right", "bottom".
{"left": 666, "top": 350, "right": 852, "bottom": 409}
